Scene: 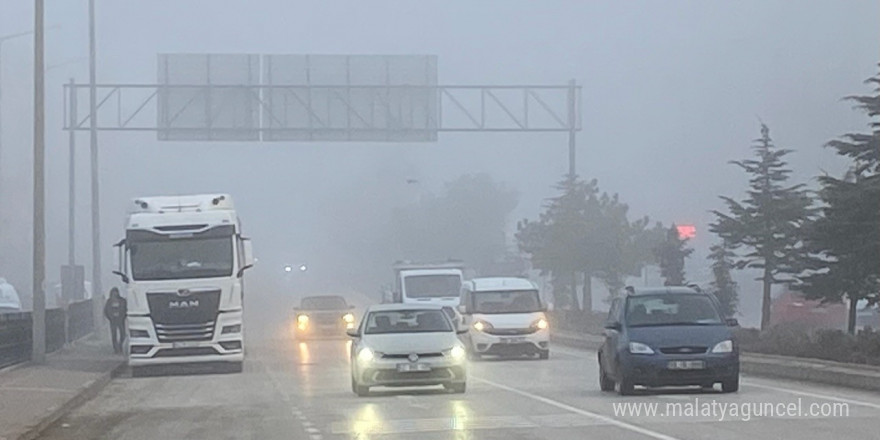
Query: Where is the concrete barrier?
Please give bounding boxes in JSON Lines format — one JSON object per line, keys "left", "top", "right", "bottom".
{"left": 552, "top": 331, "right": 880, "bottom": 392}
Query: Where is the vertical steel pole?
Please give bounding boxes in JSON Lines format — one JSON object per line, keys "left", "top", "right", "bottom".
{"left": 89, "top": 0, "right": 104, "bottom": 334}
{"left": 68, "top": 78, "right": 76, "bottom": 267}
{"left": 567, "top": 79, "right": 576, "bottom": 177}
{"left": 32, "top": 0, "right": 46, "bottom": 364}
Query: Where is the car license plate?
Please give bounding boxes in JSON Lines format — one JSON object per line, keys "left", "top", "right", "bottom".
{"left": 397, "top": 363, "right": 431, "bottom": 373}
{"left": 500, "top": 337, "right": 526, "bottom": 344}
{"left": 667, "top": 360, "right": 705, "bottom": 370}
{"left": 172, "top": 341, "right": 200, "bottom": 349}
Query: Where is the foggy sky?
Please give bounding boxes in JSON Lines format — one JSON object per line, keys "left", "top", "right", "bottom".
{"left": 0, "top": 0, "right": 878, "bottom": 324}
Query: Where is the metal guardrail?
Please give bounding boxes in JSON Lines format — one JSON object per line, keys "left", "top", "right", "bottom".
{"left": 0, "top": 299, "right": 95, "bottom": 369}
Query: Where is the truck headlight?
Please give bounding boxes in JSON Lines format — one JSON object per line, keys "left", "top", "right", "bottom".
{"left": 129, "top": 329, "right": 149, "bottom": 339}
{"left": 711, "top": 340, "right": 734, "bottom": 353}
{"left": 531, "top": 318, "right": 549, "bottom": 330}
{"left": 628, "top": 342, "right": 655, "bottom": 355}
{"left": 357, "top": 347, "right": 375, "bottom": 363}
{"left": 221, "top": 324, "right": 241, "bottom": 335}
{"left": 296, "top": 314, "right": 309, "bottom": 331}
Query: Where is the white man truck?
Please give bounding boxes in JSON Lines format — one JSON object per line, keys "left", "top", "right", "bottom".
{"left": 114, "top": 194, "right": 254, "bottom": 374}
{"left": 385, "top": 261, "right": 465, "bottom": 308}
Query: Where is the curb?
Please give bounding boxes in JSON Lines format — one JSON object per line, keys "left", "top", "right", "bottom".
{"left": 551, "top": 332, "right": 880, "bottom": 392}
{"left": 13, "top": 362, "right": 126, "bottom": 440}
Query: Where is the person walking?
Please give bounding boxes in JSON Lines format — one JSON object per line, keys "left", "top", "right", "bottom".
{"left": 104, "top": 287, "right": 127, "bottom": 354}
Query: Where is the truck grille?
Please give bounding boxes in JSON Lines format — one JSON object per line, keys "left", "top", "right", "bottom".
{"left": 155, "top": 321, "right": 215, "bottom": 342}
{"left": 147, "top": 289, "right": 220, "bottom": 342}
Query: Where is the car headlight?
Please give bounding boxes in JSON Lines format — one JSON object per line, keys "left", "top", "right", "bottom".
{"left": 711, "top": 339, "right": 734, "bottom": 353}
{"left": 296, "top": 314, "right": 309, "bottom": 330}
{"left": 342, "top": 313, "right": 355, "bottom": 324}
{"left": 628, "top": 342, "right": 655, "bottom": 355}
{"left": 531, "top": 318, "right": 549, "bottom": 330}
{"left": 357, "top": 347, "right": 375, "bottom": 363}
{"left": 473, "top": 320, "right": 492, "bottom": 332}
{"left": 449, "top": 345, "right": 466, "bottom": 360}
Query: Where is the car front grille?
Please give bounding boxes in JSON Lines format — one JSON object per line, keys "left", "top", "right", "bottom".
{"left": 484, "top": 327, "right": 536, "bottom": 336}
{"left": 381, "top": 352, "right": 443, "bottom": 359}
{"left": 659, "top": 346, "right": 708, "bottom": 355}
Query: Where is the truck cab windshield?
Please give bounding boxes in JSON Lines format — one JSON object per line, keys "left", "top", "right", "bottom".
{"left": 403, "top": 274, "right": 461, "bottom": 299}
{"left": 129, "top": 234, "right": 234, "bottom": 281}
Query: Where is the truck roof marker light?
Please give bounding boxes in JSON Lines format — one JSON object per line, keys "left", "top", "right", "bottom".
{"left": 212, "top": 195, "right": 226, "bottom": 206}
{"left": 135, "top": 200, "right": 148, "bottom": 209}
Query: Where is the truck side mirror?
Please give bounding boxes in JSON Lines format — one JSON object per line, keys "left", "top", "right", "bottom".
{"left": 457, "top": 304, "right": 469, "bottom": 315}
{"left": 237, "top": 238, "right": 255, "bottom": 278}
{"left": 112, "top": 271, "right": 129, "bottom": 284}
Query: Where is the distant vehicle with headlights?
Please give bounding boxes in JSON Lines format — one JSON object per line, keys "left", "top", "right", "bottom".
{"left": 598, "top": 286, "right": 740, "bottom": 395}
{"left": 293, "top": 295, "right": 356, "bottom": 339}
{"left": 347, "top": 304, "right": 468, "bottom": 396}
{"left": 458, "top": 278, "right": 550, "bottom": 360}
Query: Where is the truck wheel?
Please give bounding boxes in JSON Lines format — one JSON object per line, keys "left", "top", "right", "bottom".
{"left": 538, "top": 349, "right": 550, "bottom": 360}
{"left": 721, "top": 376, "right": 739, "bottom": 393}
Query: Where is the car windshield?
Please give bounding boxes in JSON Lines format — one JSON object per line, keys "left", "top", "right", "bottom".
{"left": 472, "top": 290, "right": 541, "bottom": 314}
{"left": 129, "top": 236, "right": 234, "bottom": 281}
{"left": 625, "top": 294, "right": 723, "bottom": 327}
{"left": 364, "top": 310, "right": 453, "bottom": 334}
{"left": 403, "top": 274, "right": 461, "bottom": 299}
{"left": 301, "top": 296, "right": 348, "bottom": 310}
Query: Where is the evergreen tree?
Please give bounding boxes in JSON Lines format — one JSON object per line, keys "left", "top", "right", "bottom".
{"left": 798, "top": 67, "right": 880, "bottom": 334}
{"left": 653, "top": 224, "right": 693, "bottom": 286}
{"left": 708, "top": 242, "right": 739, "bottom": 317}
{"left": 711, "top": 124, "right": 813, "bottom": 330}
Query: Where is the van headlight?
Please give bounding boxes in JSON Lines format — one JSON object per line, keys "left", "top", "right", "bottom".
{"left": 357, "top": 347, "right": 375, "bottom": 363}
{"left": 449, "top": 345, "right": 466, "bottom": 360}
{"left": 473, "top": 320, "right": 492, "bottom": 332}
{"left": 628, "top": 342, "right": 655, "bottom": 355}
{"left": 711, "top": 340, "right": 734, "bottom": 354}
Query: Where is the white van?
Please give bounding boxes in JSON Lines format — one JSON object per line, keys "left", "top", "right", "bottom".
{"left": 458, "top": 277, "right": 550, "bottom": 360}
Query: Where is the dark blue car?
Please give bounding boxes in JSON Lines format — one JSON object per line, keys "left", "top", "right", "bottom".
{"left": 598, "top": 287, "right": 740, "bottom": 395}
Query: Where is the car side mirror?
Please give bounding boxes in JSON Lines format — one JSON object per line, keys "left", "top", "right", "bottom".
{"left": 346, "top": 329, "right": 360, "bottom": 338}
{"left": 726, "top": 318, "right": 739, "bottom": 327}
{"left": 604, "top": 321, "right": 622, "bottom": 331}
{"left": 112, "top": 271, "right": 129, "bottom": 284}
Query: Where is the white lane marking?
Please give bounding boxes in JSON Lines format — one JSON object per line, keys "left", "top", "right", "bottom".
{"left": 743, "top": 381, "right": 880, "bottom": 411}
{"left": 472, "top": 376, "right": 683, "bottom": 440}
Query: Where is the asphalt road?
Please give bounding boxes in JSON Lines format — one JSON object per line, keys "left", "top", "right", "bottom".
{"left": 40, "top": 326, "right": 880, "bottom": 439}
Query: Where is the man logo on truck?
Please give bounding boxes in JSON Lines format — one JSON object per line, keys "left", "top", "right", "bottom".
{"left": 169, "top": 300, "right": 199, "bottom": 309}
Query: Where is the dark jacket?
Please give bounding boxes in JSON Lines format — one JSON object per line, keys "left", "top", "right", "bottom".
{"left": 104, "top": 296, "right": 127, "bottom": 323}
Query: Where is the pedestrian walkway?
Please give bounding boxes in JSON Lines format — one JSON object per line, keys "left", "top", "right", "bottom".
{"left": 0, "top": 334, "right": 124, "bottom": 440}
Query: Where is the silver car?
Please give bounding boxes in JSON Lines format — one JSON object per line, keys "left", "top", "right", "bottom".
{"left": 347, "top": 304, "right": 468, "bottom": 396}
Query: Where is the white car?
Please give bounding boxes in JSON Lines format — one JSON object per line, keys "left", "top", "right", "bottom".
{"left": 459, "top": 277, "right": 550, "bottom": 360}
{"left": 348, "top": 304, "right": 468, "bottom": 396}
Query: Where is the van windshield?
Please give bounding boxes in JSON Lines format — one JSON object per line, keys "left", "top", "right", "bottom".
{"left": 472, "top": 290, "right": 541, "bottom": 314}
{"left": 625, "top": 294, "right": 723, "bottom": 327}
